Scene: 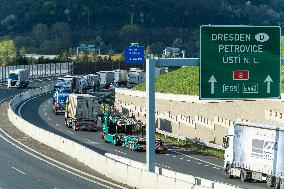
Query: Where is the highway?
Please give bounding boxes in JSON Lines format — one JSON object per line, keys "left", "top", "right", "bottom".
{"left": 19, "top": 89, "right": 268, "bottom": 189}
{"left": 0, "top": 133, "right": 118, "bottom": 189}
{"left": 0, "top": 79, "right": 129, "bottom": 189}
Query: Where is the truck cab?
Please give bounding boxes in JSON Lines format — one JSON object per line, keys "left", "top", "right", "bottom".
{"left": 7, "top": 69, "right": 29, "bottom": 88}
{"left": 52, "top": 87, "right": 71, "bottom": 114}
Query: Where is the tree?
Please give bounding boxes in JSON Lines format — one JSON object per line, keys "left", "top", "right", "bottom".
{"left": 0, "top": 39, "right": 17, "bottom": 66}
{"left": 32, "top": 23, "right": 49, "bottom": 44}
{"left": 51, "top": 22, "right": 72, "bottom": 53}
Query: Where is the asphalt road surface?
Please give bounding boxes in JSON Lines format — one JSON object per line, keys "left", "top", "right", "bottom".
{"left": 19, "top": 89, "right": 269, "bottom": 189}
{"left": 0, "top": 79, "right": 127, "bottom": 189}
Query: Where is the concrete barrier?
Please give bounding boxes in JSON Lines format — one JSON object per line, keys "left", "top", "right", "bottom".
{"left": 265, "top": 109, "right": 284, "bottom": 123}
{"left": 7, "top": 84, "right": 241, "bottom": 189}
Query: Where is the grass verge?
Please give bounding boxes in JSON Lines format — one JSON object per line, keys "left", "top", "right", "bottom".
{"left": 156, "top": 133, "right": 224, "bottom": 158}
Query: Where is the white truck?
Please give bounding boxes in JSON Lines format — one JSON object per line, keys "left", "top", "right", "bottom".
{"left": 155, "top": 67, "right": 166, "bottom": 77}
{"left": 127, "top": 68, "right": 145, "bottom": 88}
{"left": 223, "top": 122, "right": 284, "bottom": 188}
{"left": 85, "top": 74, "right": 100, "bottom": 91}
{"left": 65, "top": 93, "right": 100, "bottom": 131}
{"left": 113, "top": 69, "right": 128, "bottom": 84}
{"left": 7, "top": 69, "right": 29, "bottom": 88}
{"left": 98, "top": 71, "right": 114, "bottom": 88}
{"left": 54, "top": 75, "right": 79, "bottom": 92}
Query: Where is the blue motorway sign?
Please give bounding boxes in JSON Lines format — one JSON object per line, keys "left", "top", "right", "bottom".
{"left": 125, "top": 45, "right": 144, "bottom": 64}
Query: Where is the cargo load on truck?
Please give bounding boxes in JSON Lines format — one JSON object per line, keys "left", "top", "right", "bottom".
{"left": 102, "top": 111, "right": 134, "bottom": 145}
{"left": 7, "top": 69, "right": 30, "bottom": 88}
{"left": 65, "top": 93, "right": 100, "bottom": 131}
{"left": 223, "top": 122, "right": 284, "bottom": 188}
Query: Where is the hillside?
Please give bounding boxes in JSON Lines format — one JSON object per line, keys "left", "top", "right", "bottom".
{"left": 134, "top": 66, "right": 284, "bottom": 95}
{"left": 1, "top": 1, "right": 284, "bottom": 55}
{"left": 134, "top": 67, "right": 199, "bottom": 95}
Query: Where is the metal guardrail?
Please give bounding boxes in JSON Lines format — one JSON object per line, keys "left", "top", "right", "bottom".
{"left": 0, "top": 62, "right": 73, "bottom": 83}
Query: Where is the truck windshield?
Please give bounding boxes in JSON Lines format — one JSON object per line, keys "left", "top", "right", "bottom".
{"left": 8, "top": 73, "right": 18, "bottom": 80}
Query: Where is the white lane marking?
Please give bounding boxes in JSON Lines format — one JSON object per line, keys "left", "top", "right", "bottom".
{"left": 67, "top": 131, "right": 74, "bottom": 135}
{"left": 156, "top": 163, "right": 171, "bottom": 169}
{"left": 168, "top": 149, "right": 222, "bottom": 168}
{"left": 0, "top": 128, "right": 124, "bottom": 189}
{"left": 213, "top": 167, "right": 220, "bottom": 170}
{"left": 12, "top": 166, "right": 26, "bottom": 175}
{"left": 205, "top": 164, "right": 209, "bottom": 167}
{"left": 18, "top": 101, "right": 28, "bottom": 117}
{"left": 115, "top": 150, "right": 126, "bottom": 155}
{"left": 180, "top": 157, "right": 183, "bottom": 160}
{"left": 85, "top": 139, "right": 99, "bottom": 145}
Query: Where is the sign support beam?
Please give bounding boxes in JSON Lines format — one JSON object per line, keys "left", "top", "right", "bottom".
{"left": 146, "top": 58, "right": 199, "bottom": 172}
{"left": 146, "top": 58, "right": 156, "bottom": 172}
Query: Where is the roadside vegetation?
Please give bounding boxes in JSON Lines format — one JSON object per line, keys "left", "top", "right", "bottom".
{"left": 156, "top": 133, "right": 224, "bottom": 158}
{"left": 135, "top": 66, "right": 284, "bottom": 94}
{"left": 134, "top": 66, "right": 199, "bottom": 95}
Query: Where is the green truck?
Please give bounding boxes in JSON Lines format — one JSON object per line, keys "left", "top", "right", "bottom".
{"left": 102, "top": 110, "right": 167, "bottom": 153}
{"left": 102, "top": 111, "right": 135, "bottom": 145}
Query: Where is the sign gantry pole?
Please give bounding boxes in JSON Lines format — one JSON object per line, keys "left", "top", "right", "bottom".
{"left": 146, "top": 58, "right": 156, "bottom": 172}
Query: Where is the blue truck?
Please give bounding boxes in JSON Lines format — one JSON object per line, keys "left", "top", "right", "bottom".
{"left": 52, "top": 87, "right": 71, "bottom": 115}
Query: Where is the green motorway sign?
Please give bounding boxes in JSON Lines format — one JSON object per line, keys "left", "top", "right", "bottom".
{"left": 200, "top": 25, "right": 281, "bottom": 99}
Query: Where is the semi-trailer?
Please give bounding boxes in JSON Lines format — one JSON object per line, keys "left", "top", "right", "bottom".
{"left": 223, "top": 122, "right": 284, "bottom": 188}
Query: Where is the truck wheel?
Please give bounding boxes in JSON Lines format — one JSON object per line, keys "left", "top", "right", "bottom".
{"left": 114, "top": 139, "right": 119, "bottom": 146}
{"left": 267, "top": 175, "right": 276, "bottom": 187}
{"left": 72, "top": 124, "right": 77, "bottom": 131}
{"left": 240, "top": 170, "right": 248, "bottom": 182}
{"left": 224, "top": 164, "right": 233, "bottom": 178}
{"left": 280, "top": 178, "right": 284, "bottom": 189}
{"left": 275, "top": 177, "right": 280, "bottom": 189}
{"left": 128, "top": 144, "right": 133, "bottom": 151}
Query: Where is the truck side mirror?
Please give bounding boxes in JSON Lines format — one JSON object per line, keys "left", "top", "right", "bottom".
{"left": 222, "top": 136, "right": 229, "bottom": 148}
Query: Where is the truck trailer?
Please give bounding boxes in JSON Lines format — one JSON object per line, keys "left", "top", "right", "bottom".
{"left": 113, "top": 69, "right": 128, "bottom": 85}
{"left": 98, "top": 71, "right": 114, "bottom": 89}
{"left": 65, "top": 93, "right": 100, "bottom": 131}
{"left": 223, "top": 122, "right": 284, "bottom": 188}
{"left": 54, "top": 75, "right": 78, "bottom": 92}
{"left": 127, "top": 68, "right": 145, "bottom": 88}
{"left": 85, "top": 74, "right": 100, "bottom": 91}
{"left": 7, "top": 69, "right": 29, "bottom": 88}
